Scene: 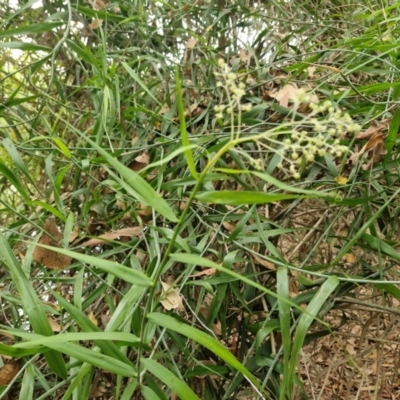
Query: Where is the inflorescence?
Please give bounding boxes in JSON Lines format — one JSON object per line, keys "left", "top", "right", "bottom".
{"left": 213, "top": 59, "right": 361, "bottom": 179}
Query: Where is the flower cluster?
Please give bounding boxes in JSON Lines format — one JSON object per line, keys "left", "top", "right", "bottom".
{"left": 274, "top": 95, "right": 360, "bottom": 178}
{"left": 213, "top": 59, "right": 252, "bottom": 123}
{"left": 212, "top": 59, "right": 361, "bottom": 179}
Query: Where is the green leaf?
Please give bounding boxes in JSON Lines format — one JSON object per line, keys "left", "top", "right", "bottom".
{"left": 32, "top": 244, "right": 154, "bottom": 287}
{"left": 121, "top": 62, "right": 161, "bottom": 105}
{"left": 0, "top": 232, "right": 67, "bottom": 379}
{"left": 26, "top": 201, "right": 66, "bottom": 221}
{"left": 8, "top": 330, "right": 137, "bottom": 377}
{"left": 196, "top": 190, "right": 304, "bottom": 205}
{"left": 77, "top": 5, "right": 126, "bottom": 21}
{"left": 78, "top": 135, "right": 178, "bottom": 222}
{"left": 2, "top": 138, "right": 39, "bottom": 190}
{"left": 0, "top": 41, "right": 51, "bottom": 51}
{"left": 49, "top": 289, "right": 135, "bottom": 365}
{"left": 0, "top": 22, "right": 63, "bottom": 38}
{"left": 288, "top": 276, "right": 339, "bottom": 395}
{"left": 52, "top": 137, "right": 72, "bottom": 158}
{"left": 0, "top": 160, "right": 30, "bottom": 202}
{"left": 373, "top": 283, "right": 400, "bottom": 299}
{"left": 11, "top": 331, "right": 140, "bottom": 348}
{"left": 146, "top": 314, "right": 264, "bottom": 393}
{"left": 66, "top": 39, "right": 100, "bottom": 74}
{"left": 19, "top": 363, "right": 34, "bottom": 400}
{"left": 142, "top": 358, "right": 199, "bottom": 400}
{"left": 0, "top": 95, "right": 41, "bottom": 110}
{"left": 277, "top": 267, "right": 291, "bottom": 400}
{"left": 175, "top": 67, "right": 198, "bottom": 180}
{"left": 0, "top": 341, "right": 45, "bottom": 358}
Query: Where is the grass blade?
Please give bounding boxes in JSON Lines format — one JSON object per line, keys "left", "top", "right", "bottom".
{"left": 0, "top": 232, "right": 67, "bottom": 378}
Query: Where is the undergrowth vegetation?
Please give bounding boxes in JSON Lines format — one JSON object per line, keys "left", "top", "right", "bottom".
{"left": 1, "top": 0, "right": 400, "bottom": 399}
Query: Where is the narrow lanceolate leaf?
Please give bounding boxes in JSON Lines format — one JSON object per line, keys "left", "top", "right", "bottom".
{"left": 141, "top": 358, "right": 200, "bottom": 400}
{"left": 0, "top": 42, "right": 51, "bottom": 51}
{"left": 32, "top": 244, "right": 153, "bottom": 287}
{"left": 49, "top": 289, "right": 136, "bottom": 366}
{"left": 288, "top": 276, "right": 339, "bottom": 394}
{"left": 175, "top": 67, "right": 198, "bottom": 180}
{"left": 277, "top": 267, "right": 291, "bottom": 400}
{"left": 0, "top": 22, "right": 63, "bottom": 38}
{"left": 2, "top": 138, "right": 39, "bottom": 190}
{"left": 19, "top": 363, "right": 34, "bottom": 400}
{"left": 121, "top": 62, "right": 161, "bottom": 105}
{"left": 0, "top": 160, "right": 30, "bottom": 202}
{"left": 78, "top": 135, "right": 178, "bottom": 222}
{"left": 196, "top": 190, "right": 304, "bottom": 205}
{"left": 147, "top": 313, "right": 264, "bottom": 394}
{"left": 0, "top": 232, "right": 67, "bottom": 379}
{"left": 11, "top": 331, "right": 140, "bottom": 348}
{"left": 7, "top": 330, "right": 137, "bottom": 377}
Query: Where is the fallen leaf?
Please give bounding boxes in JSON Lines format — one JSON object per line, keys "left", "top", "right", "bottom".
{"left": 239, "top": 49, "right": 252, "bottom": 65}
{"left": 252, "top": 254, "right": 276, "bottom": 270}
{"left": 47, "top": 316, "right": 61, "bottom": 332}
{"left": 268, "top": 83, "right": 318, "bottom": 109}
{"left": 307, "top": 66, "right": 317, "bottom": 79}
{"left": 349, "top": 132, "right": 387, "bottom": 169}
{"left": 185, "top": 37, "right": 197, "bottom": 50}
{"left": 356, "top": 119, "right": 390, "bottom": 140}
{"left": 191, "top": 268, "right": 217, "bottom": 278}
{"left": 33, "top": 219, "right": 72, "bottom": 270}
{"left": 134, "top": 152, "right": 150, "bottom": 164}
{"left": 159, "top": 104, "right": 170, "bottom": 114}
{"left": 88, "top": 18, "right": 103, "bottom": 29}
{"left": 0, "top": 359, "right": 20, "bottom": 386}
{"left": 160, "top": 281, "right": 184, "bottom": 311}
{"left": 212, "top": 320, "right": 222, "bottom": 335}
{"left": 81, "top": 227, "right": 142, "bottom": 247}
{"left": 182, "top": 37, "right": 197, "bottom": 64}
{"left": 128, "top": 156, "right": 148, "bottom": 172}
{"left": 88, "top": 0, "right": 106, "bottom": 10}
{"left": 272, "top": 83, "right": 299, "bottom": 107}
{"left": 136, "top": 204, "right": 152, "bottom": 216}
{"left": 222, "top": 221, "right": 235, "bottom": 233}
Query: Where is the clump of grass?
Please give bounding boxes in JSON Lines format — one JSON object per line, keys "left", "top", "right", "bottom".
{"left": 1, "top": 1, "right": 400, "bottom": 399}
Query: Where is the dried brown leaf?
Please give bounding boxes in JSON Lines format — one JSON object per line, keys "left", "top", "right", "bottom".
{"left": 239, "top": 49, "right": 252, "bottom": 64}
{"left": 185, "top": 37, "right": 197, "bottom": 50}
{"left": 307, "top": 66, "right": 317, "bottom": 79}
{"left": 252, "top": 254, "right": 276, "bottom": 270}
{"left": 81, "top": 227, "right": 142, "bottom": 247}
{"left": 88, "top": 18, "right": 103, "bottom": 29}
{"left": 135, "top": 152, "right": 150, "bottom": 164}
{"left": 356, "top": 119, "right": 390, "bottom": 140}
{"left": 350, "top": 132, "right": 387, "bottom": 169}
{"left": 191, "top": 268, "right": 217, "bottom": 278}
{"left": 33, "top": 219, "right": 72, "bottom": 270}
{"left": 136, "top": 204, "right": 152, "bottom": 216}
{"left": 0, "top": 359, "right": 20, "bottom": 386}
{"left": 182, "top": 37, "right": 197, "bottom": 64}
{"left": 160, "top": 281, "right": 184, "bottom": 311}
{"left": 47, "top": 316, "right": 61, "bottom": 332}
{"left": 88, "top": 0, "right": 106, "bottom": 10}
